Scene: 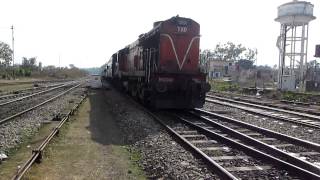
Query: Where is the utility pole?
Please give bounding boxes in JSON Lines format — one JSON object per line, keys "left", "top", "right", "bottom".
{"left": 11, "top": 25, "right": 15, "bottom": 79}
{"left": 11, "top": 25, "right": 14, "bottom": 66}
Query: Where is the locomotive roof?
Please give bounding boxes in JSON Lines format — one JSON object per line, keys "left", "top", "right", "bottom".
{"left": 139, "top": 16, "right": 198, "bottom": 41}
{"left": 117, "top": 16, "right": 198, "bottom": 54}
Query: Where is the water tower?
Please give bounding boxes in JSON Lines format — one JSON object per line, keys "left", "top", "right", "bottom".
{"left": 275, "top": 0, "right": 316, "bottom": 92}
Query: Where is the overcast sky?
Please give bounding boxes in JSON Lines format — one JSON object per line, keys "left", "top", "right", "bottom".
{"left": 0, "top": 0, "right": 319, "bottom": 68}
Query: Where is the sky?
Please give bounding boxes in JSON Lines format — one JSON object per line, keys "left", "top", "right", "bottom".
{"left": 0, "top": 0, "right": 319, "bottom": 68}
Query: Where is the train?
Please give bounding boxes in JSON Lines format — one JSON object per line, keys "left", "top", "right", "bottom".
{"left": 101, "top": 16, "right": 210, "bottom": 109}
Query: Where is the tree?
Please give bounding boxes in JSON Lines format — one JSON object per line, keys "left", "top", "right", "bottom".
{"left": 22, "top": 57, "right": 30, "bottom": 67}
{"left": 69, "top": 64, "right": 76, "bottom": 69}
{"left": 22, "top": 57, "right": 37, "bottom": 69}
{"left": 29, "top": 57, "right": 36, "bottom": 67}
{"left": 244, "top": 48, "right": 258, "bottom": 62}
{"left": 0, "top": 41, "right": 13, "bottom": 67}
{"left": 237, "top": 59, "right": 254, "bottom": 70}
{"left": 212, "top": 42, "right": 246, "bottom": 61}
{"left": 308, "top": 60, "right": 319, "bottom": 69}
{"left": 199, "top": 49, "right": 212, "bottom": 65}
{"left": 273, "top": 64, "right": 277, "bottom": 69}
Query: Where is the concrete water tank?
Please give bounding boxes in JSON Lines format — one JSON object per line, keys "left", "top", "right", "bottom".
{"left": 275, "top": 1, "right": 315, "bottom": 25}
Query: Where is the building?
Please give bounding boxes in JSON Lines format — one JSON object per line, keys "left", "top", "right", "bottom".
{"left": 208, "top": 58, "right": 234, "bottom": 79}
{"left": 306, "top": 60, "right": 320, "bottom": 91}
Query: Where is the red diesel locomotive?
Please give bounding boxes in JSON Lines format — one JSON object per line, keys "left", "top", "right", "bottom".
{"left": 104, "top": 16, "right": 210, "bottom": 108}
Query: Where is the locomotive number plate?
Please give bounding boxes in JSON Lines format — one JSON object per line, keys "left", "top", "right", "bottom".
{"left": 177, "top": 26, "right": 187, "bottom": 33}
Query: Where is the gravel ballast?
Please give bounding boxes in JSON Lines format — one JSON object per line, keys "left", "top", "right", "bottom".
{"left": 0, "top": 87, "right": 86, "bottom": 155}
{"left": 203, "top": 102, "right": 320, "bottom": 144}
{"left": 103, "top": 89, "right": 218, "bottom": 179}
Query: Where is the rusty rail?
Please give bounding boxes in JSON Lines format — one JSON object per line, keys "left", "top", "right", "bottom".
{"left": 0, "top": 83, "right": 81, "bottom": 125}
{"left": 12, "top": 94, "right": 87, "bottom": 180}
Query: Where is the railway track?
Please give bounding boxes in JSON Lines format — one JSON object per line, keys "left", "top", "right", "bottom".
{"left": 0, "top": 79, "right": 71, "bottom": 87}
{"left": 0, "top": 83, "right": 81, "bottom": 125}
{"left": 12, "top": 94, "right": 87, "bottom": 180}
{"left": 0, "top": 82, "right": 72, "bottom": 104}
{"left": 210, "top": 91, "right": 320, "bottom": 107}
{"left": 146, "top": 110, "right": 320, "bottom": 179}
{"left": 120, "top": 91, "right": 319, "bottom": 179}
{"left": 192, "top": 109, "right": 319, "bottom": 165}
{"left": 14, "top": 88, "right": 319, "bottom": 179}
{"left": 206, "top": 95, "right": 320, "bottom": 129}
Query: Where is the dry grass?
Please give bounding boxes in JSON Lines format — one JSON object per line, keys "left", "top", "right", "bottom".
{"left": 0, "top": 78, "right": 44, "bottom": 92}
{"left": 0, "top": 122, "right": 59, "bottom": 179}
{"left": 23, "top": 95, "right": 145, "bottom": 180}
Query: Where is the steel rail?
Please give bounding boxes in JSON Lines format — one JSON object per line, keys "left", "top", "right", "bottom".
{"left": 210, "top": 90, "right": 318, "bottom": 107}
{"left": 186, "top": 111, "right": 320, "bottom": 175}
{"left": 0, "top": 91, "right": 35, "bottom": 100}
{"left": 0, "top": 82, "right": 75, "bottom": 107}
{"left": 194, "top": 108, "right": 320, "bottom": 152}
{"left": 122, "top": 93, "right": 237, "bottom": 179}
{"left": 0, "top": 87, "right": 40, "bottom": 98}
{"left": 12, "top": 94, "right": 87, "bottom": 180}
{"left": 150, "top": 113, "right": 237, "bottom": 180}
{"left": 0, "top": 79, "right": 71, "bottom": 86}
{"left": 207, "top": 95, "right": 320, "bottom": 121}
{"left": 0, "top": 82, "right": 68, "bottom": 100}
{"left": 173, "top": 114, "right": 320, "bottom": 179}
{"left": 206, "top": 98, "right": 320, "bottom": 129}
{"left": 105, "top": 90, "right": 320, "bottom": 179}
{"left": 0, "top": 83, "right": 81, "bottom": 125}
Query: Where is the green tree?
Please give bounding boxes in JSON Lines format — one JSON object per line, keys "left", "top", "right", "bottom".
{"left": 22, "top": 57, "right": 37, "bottom": 69}
{"left": 212, "top": 42, "right": 246, "bottom": 61}
{"left": 244, "top": 48, "right": 258, "bottom": 62}
{"left": 29, "top": 57, "right": 36, "bottom": 67}
{"left": 201, "top": 42, "right": 258, "bottom": 63}
{"left": 308, "top": 60, "right": 319, "bottom": 69}
{"left": 237, "top": 59, "right": 254, "bottom": 70}
{"left": 199, "top": 49, "right": 212, "bottom": 64}
{"left": 69, "top": 64, "right": 76, "bottom": 69}
{"left": 0, "top": 41, "right": 13, "bottom": 67}
{"left": 22, "top": 57, "right": 30, "bottom": 67}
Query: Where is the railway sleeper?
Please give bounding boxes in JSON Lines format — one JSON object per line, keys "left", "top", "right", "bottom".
{"left": 211, "top": 155, "right": 251, "bottom": 161}
{"left": 175, "top": 130, "right": 198, "bottom": 135}
{"left": 173, "top": 115, "right": 320, "bottom": 178}
{"left": 224, "top": 165, "right": 272, "bottom": 172}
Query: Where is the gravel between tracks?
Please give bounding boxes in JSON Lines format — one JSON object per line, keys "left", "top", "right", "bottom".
{"left": 0, "top": 86, "right": 72, "bottom": 120}
{"left": 203, "top": 102, "right": 320, "bottom": 144}
{"left": 0, "top": 87, "right": 86, "bottom": 155}
{"left": 103, "top": 89, "right": 218, "bottom": 179}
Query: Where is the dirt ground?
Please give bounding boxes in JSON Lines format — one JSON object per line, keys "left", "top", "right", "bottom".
{"left": 0, "top": 78, "right": 42, "bottom": 92}
{"left": 24, "top": 89, "right": 145, "bottom": 179}
{"left": 0, "top": 83, "right": 34, "bottom": 92}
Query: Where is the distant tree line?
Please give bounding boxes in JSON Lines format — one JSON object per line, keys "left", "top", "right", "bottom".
{"left": 0, "top": 41, "right": 87, "bottom": 79}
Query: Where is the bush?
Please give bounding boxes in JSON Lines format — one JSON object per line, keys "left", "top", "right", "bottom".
{"left": 210, "top": 80, "right": 240, "bottom": 92}
{"left": 18, "top": 69, "right": 24, "bottom": 76}
{"left": 281, "top": 91, "right": 313, "bottom": 102}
